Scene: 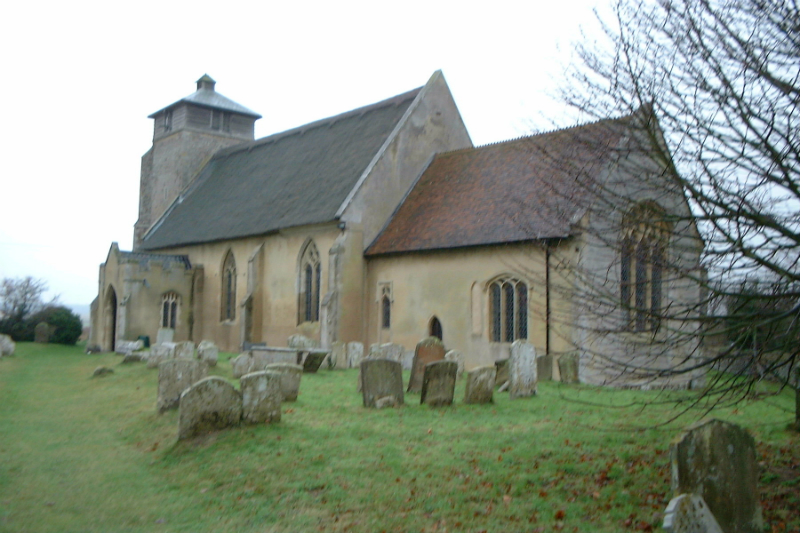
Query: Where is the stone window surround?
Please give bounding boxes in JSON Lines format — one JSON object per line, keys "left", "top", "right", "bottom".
{"left": 161, "top": 291, "right": 179, "bottom": 329}
{"left": 297, "top": 240, "right": 321, "bottom": 324}
{"left": 221, "top": 250, "right": 237, "bottom": 322}
{"left": 488, "top": 276, "right": 529, "bottom": 343}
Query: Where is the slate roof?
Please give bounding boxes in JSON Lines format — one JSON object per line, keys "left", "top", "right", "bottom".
{"left": 148, "top": 75, "right": 262, "bottom": 118}
{"left": 365, "top": 116, "right": 631, "bottom": 256}
{"left": 118, "top": 250, "right": 192, "bottom": 269}
{"left": 141, "top": 87, "right": 422, "bottom": 250}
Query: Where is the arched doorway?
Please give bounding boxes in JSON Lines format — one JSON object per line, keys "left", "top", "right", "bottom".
{"left": 429, "top": 316, "right": 443, "bottom": 341}
{"left": 104, "top": 286, "right": 117, "bottom": 352}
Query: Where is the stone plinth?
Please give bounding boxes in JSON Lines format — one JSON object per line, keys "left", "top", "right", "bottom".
{"left": 421, "top": 360, "right": 458, "bottom": 407}
{"left": 464, "top": 366, "right": 496, "bottom": 404}
{"left": 361, "top": 359, "right": 404, "bottom": 408}
{"left": 157, "top": 359, "right": 207, "bottom": 413}
{"left": 264, "top": 363, "right": 303, "bottom": 402}
{"left": 408, "top": 337, "right": 446, "bottom": 393}
{"left": 670, "top": 419, "right": 762, "bottom": 533}
{"left": 241, "top": 371, "right": 282, "bottom": 425}
{"left": 509, "top": 340, "right": 537, "bottom": 399}
{"left": 178, "top": 377, "right": 242, "bottom": 440}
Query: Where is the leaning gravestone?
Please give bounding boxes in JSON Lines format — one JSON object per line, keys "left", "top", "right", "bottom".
{"left": 157, "top": 359, "right": 208, "bottom": 413}
{"left": 116, "top": 339, "right": 144, "bottom": 355}
{"left": 302, "top": 349, "right": 328, "bottom": 373}
{"left": 444, "top": 350, "right": 465, "bottom": 379}
{"left": 34, "top": 322, "right": 51, "bottom": 344}
{"left": 178, "top": 377, "right": 242, "bottom": 440}
{"left": 464, "top": 366, "right": 496, "bottom": 404}
{"left": 558, "top": 353, "right": 579, "bottom": 384}
{"left": 421, "top": 360, "right": 458, "bottom": 407}
{"left": 408, "top": 337, "right": 446, "bottom": 393}
{"left": 240, "top": 371, "right": 282, "bottom": 425}
{"left": 663, "top": 493, "right": 724, "bottom": 533}
{"left": 494, "top": 359, "right": 509, "bottom": 389}
{"left": 347, "top": 342, "right": 364, "bottom": 368}
{"left": 361, "top": 359, "right": 404, "bottom": 408}
{"left": 264, "top": 363, "right": 303, "bottom": 402}
{"left": 670, "top": 419, "right": 763, "bottom": 533}
{"left": 230, "top": 351, "right": 255, "bottom": 378}
{"left": 197, "top": 340, "right": 218, "bottom": 367}
{"left": 509, "top": 340, "right": 537, "bottom": 399}
{"left": 147, "top": 343, "right": 176, "bottom": 369}
{"left": 0, "top": 334, "right": 15, "bottom": 356}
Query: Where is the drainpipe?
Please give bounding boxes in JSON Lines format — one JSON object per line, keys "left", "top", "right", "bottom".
{"left": 546, "top": 245, "right": 551, "bottom": 356}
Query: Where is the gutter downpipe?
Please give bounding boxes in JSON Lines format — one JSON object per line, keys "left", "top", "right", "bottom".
{"left": 545, "top": 244, "right": 551, "bottom": 356}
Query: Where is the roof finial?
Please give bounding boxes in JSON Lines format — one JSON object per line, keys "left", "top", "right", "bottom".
{"left": 196, "top": 74, "right": 216, "bottom": 92}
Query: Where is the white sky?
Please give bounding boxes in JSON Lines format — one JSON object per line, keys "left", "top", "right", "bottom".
{"left": 0, "top": 0, "right": 607, "bottom": 306}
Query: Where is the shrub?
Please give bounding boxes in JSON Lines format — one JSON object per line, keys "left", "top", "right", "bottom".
{"left": 28, "top": 306, "right": 83, "bottom": 345}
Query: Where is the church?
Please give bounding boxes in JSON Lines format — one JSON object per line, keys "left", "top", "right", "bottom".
{"left": 90, "top": 71, "right": 705, "bottom": 387}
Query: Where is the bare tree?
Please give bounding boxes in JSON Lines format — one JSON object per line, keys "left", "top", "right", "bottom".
{"left": 547, "top": 0, "right": 799, "bottom": 408}
{"left": 0, "top": 277, "right": 57, "bottom": 340}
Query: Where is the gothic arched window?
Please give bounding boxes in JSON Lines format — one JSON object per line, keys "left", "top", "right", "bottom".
{"left": 298, "top": 240, "right": 321, "bottom": 324}
{"left": 161, "top": 292, "right": 179, "bottom": 329}
{"left": 221, "top": 251, "right": 237, "bottom": 321}
{"left": 489, "top": 277, "right": 528, "bottom": 342}
{"left": 379, "top": 283, "right": 392, "bottom": 329}
{"left": 620, "top": 203, "right": 669, "bottom": 332}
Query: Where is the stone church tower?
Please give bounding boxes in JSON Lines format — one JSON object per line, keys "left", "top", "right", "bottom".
{"left": 132, "top": 75, "right": 261, "bottom": 249}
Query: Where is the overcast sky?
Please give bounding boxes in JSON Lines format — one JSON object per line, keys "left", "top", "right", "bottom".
{"left": 0, "top": 0, "right": 607, "bottom": 307}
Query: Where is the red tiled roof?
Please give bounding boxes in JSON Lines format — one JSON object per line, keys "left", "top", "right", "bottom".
{"left": 365, "top": 117, "right": 630, "bottom": 256}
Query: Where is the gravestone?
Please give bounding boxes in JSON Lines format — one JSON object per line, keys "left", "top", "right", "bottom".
{"left": 288, "top": 334, "right": 317, "bottom": 349}
{"left": 157, "top": 359, "right": 207, "bottom": 413}
{"left": 92, "top": 366, "right": 114, "bottom": 378}
{"left": 558, "top": 353, "right": 579, "bottom": 384}
{"left": 302, "top": 349, "right": 328, "bottom": 373}
{"left": 361, "top": 359, "right": 404, "bottom": 408}
{"left": 0, "top": 334, "right": 15, "bottom": 356}
{"left": 264, "top": 363, "right": 303, "bottom": 402}
{"left": 537, "top": 354, "right": 553, "bottom": 381}
{"left": 155, "top": 327, "right": 174, "bottom": 345}
{"left": 147, "top": 343, "right": 176, "bottom": 369}
{"left": 509, "top": 340, "right": 537, "bottom": 399}
{"left": 230, "top": 351, "right": 254, "bottom": 378}
{"left": 421, "top": 360, "right": 458, "bottom": 407}
{"left": 494, "top": 359, "right": 509, "bottom": 389}
{"left": 175, "top": 341, "right": 195, "bottom": 360}
{"left": 347, "top": 342, "right": 364, "bottom": 368}
{"left": 444, "top": 350, "right": 465, "bottom": 379}
{"left": 240, "top": 371, "right": 282, "bottom": 425}
{"left": 670, "top": 419, "right": 763, "bottom": 533}
{"left": 34, "top": 322, "right": 51, "bottom": 344}
{"left": 121, "top": 352, "right": 147, "bottom": 364}
{"left": 464, "top": 366, "right": 496, "bottom": 404}
{"left": 197, "top": 340, "right": 218, "bottom": 367}
{"left": 116, "top": 339, "right": 144, "bottom": 355}
{"left": 408, "top": 337, "right": 446, "bottom": 393}
{"left": 663, "top": 494, "right": 724, "bottom": 533}
{"left": 178, "top": 377, "right": 242, "bottom": 440}
{"left": 330, "top": 341, "right": 347, "bottom": 369}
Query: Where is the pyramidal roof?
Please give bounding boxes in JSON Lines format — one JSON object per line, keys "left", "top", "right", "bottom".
{"left": 141, "top": 85, "right": 422, "bottom": 250}
{"left": 148, "top": 74, "right": 262, "bottom": 119}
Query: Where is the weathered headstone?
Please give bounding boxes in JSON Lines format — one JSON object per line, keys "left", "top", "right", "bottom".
{"left": 157, "top": 359, "right": 208, "bottom": 413}
{"left": 347, "top": 342, "right": 364, "bottom": 368}
{"left": 408, "top": 337, "right": 446, "bottom": 393}
{"left": 232, "top": 348, "right": 298, "bottom": 378}
{"left": 231, "top": 351, "right": 255, "bottom": 378}
{"left": 197, "top": 340, "right": 218, "bottom": 367}
{"left": 175, "top": 341, "right": 195, "bottom": 360}
{"left": 0, "top": 334, "right": 15, "bottom": 356}
{"left": 240, "top": 371, "right": 282, "bottom": 425}
{"left": 670, "top": 419, "right": 763, "bottom": 533}
{"left": 361, "top": 359, "right": 404, "bottom": 408}
{"left": 444, "top": 350, "right": 465, "bottom": 379}
{"left": 116, "top": 339, "right": 144, "bottom": 355}
{"left": 264, "top": 363, "right": 303, "bottom": 402}
{"left": 537, "top": 354, "right": 553, "bottom": 381}
{"left": 421, "top": 360, "right": 458, "bottom": 407}
{"left": 178, "top": 377, "right": 242, "bottom": 440}
{"left": 288, "top": 334, "right": 317, "bottom": 349}
{"left": 121, "top": 352, "right": 147, "bottom": 364}
{"left": 147, "top": 343, "right": 176, "bottom": 369}
{"left": 92, "top": 366, "right": 114, "bottom": 377}
{"left": 509, "top": 340, "right": 537, "bottom": 399}
{"left": 494, "top": 359, "right": 509, "bottom": 389}
{"left": 34, "top": 322, "right": 51, "bottom": 344}
{"left": 464, "top": 366, "right": 496, "bottom": 404}
{"left": 558, "top": 353, "right": 579, "bottom": 384}
{"left": 330, "top": 341, "right": 347, "bottom": 369}
{"left": 663, "top": 493, "right": 724, "bottom": 533}
{"left": 302, "top": 349, "right": 328, "bottom": 373}
{"left": 155, "top": 327, "right": 174, "bottom": 345}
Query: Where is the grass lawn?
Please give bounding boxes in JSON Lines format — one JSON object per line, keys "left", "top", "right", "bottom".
{"left": 0, "top": 343, "right": 797, "bottom": 533}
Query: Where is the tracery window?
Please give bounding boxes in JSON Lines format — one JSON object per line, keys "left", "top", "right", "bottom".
{"left": 161, "top": 292, "right": 179, "bottom": 329}
{"left": 221, "top": 250, "right": 237, "bottom": 321}
{"left": 298, "top": 240, "right": 321, "bottom": 324}
{"left": 620, "top": 204, "right": 669, "bottom": 332}
{"left": 489, "top": 277, "right": 528, "bottom": 342}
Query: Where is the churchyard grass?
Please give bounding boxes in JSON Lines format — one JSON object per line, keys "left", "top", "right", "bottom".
{"left": 0, "top": 343, "right": 797, "bottom": 532}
